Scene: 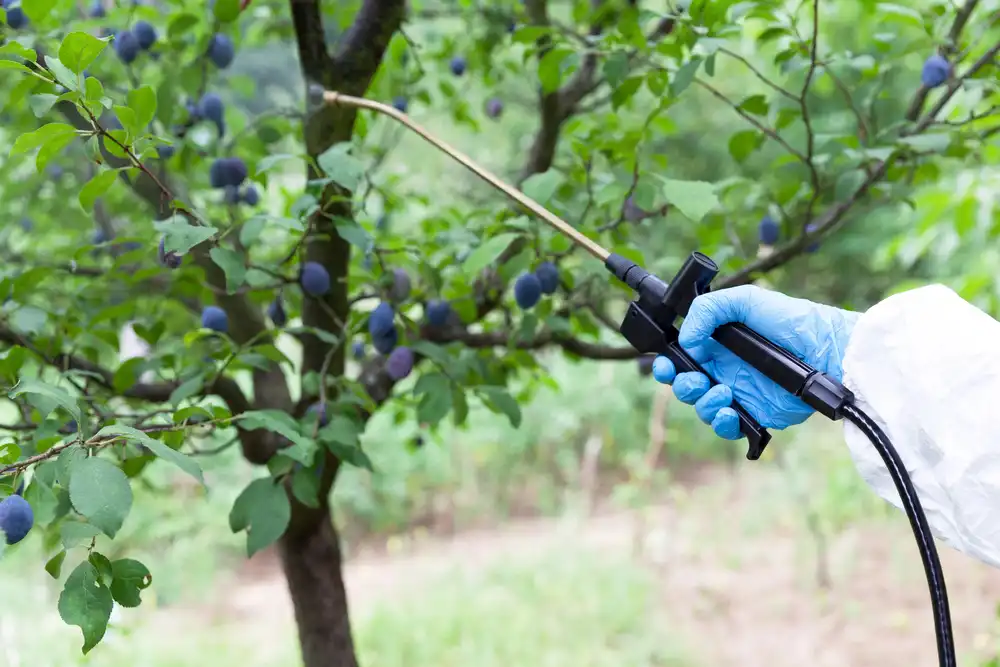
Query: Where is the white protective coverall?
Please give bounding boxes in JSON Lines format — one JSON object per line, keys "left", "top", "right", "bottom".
{"left": 842, "top": 284, "right": 1000, "bottom": 568}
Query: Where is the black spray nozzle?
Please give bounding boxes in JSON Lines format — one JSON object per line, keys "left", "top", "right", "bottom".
{"left": 605, "top": 250, "right": 856, "bottom": 459}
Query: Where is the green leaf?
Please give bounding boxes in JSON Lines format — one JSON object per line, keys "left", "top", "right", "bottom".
{"left": 728, "top": 130, "right": 764, "bottom": 163}
{"left": 238, "top": 410, "right": 314, "bottom": 452}
{"left": 334, "top": 219, "right": 372, "bottom": 249}
{"left": 153, "top": 216, "right": 218, "bottom": 253}
{"left": 228, "top": 477, "right": 291, "bottom": 557}
{"left": 68, "top": 457, "right": 133, "bottom": 538}
{"left": 538, "top": 47, "right": 573, "bottom": 93}
{"left": 738, "top": 94, "right": 769, "bottom": 116}
{"left": 58, "top": 561, "right": 113, "bottom": 654}
{"left": 24, "top": 479, "right": 59, "bottom": 525}
{"left": 316, "top": 143, "right": 363, "bottom": 192}
{"left": 127, "top": 85, "right": 157, "bottom": 130}
{"left": 319, "top": 416, "right": 360, "bottom": 448}
{"left": 23, "top": 0, "right": 56, "bottom": 21}
{"left": 658, "top": 178, "right": 719, "bottom": 223}
{"left": 28, "top": 93, "right": 60, "bottom": 117}
{"left": 93, "top": 425, "right": 203, "bottom": 484}
{"left": 0, "top": 441, "right": 20, "bottom": 465}
{"left": 60, "top": 521, "right": 102, "bottom": 549}
{"left": 670, "top": 58, "right": 701, "bottom": 97}
{"left": 898, "top": 133, "right": 951, "bottom": 153}
{"left": 521, "top": 169, "right": 563, "bottom": 205}
{"left": 79, "top": 168, "right": 118, "bottom": 212}
{"left": 603, "top": 51, "right": 629, "bottom": 87}
{"left": 291, "top": 466, "right": 320, "bottom": 508}
{"left": 44, "top": 57, "right": 78, "bottom": 91}
{"left": 58, "top": 32, "right": 108, "bottom": 74}
{"left": 461, "top": 233, "right": 519, "bottom": 276}
{"left": 213, "top": 0, "right": 241, "bottom": 22}
{"left": 10, "top": 122, "right": 76, "bottom": 156}
{"left": 46, "top": 550, "right": 67, "bottom": 579}
{"left": 255, "top": 153, "right": 301, "bottom": 174}
{"left": 209, "top": 247, "right": 247, "bottom": 294}
{"left": 110, "top": 558, "right": 152, "bottom": 608}
{"left": 414, "top": 373, "right": 453, "bottom": 426}
{"left": 169, "top": 375, "right": 204, "bottom": 405}
{"left": 88, "top": 552, "right": 113, "bottom": 587}
{"left": 477, "top": 387, "right": 522, "bottom": 428}
{"left": 36, "top": 128, "right": 78, "bottom": 172}
{"left": 326, "top": 441, "right": 373, "bottom": 470}
{"left": 9, "top": 378, "right": 81, "bottom": 422}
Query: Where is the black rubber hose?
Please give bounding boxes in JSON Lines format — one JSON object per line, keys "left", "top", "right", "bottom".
{"left": 842, "top": 403, "right": 956, "bottom": 667}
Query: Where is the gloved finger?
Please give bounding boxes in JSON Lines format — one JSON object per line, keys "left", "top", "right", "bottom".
{"left": 672, "top": 372, "right": 710, "bottom": 404}
{"left": 685, "top": 338, "right": 728, "bottom": 365}
{"left": 711, "top": 407, "right": 742, "bottom": 440}
{"left": 651, "top": 356, "right": 676, "bottom": 384}
{"left": 677, "top": 286, "right": 754, "bottom": 351}
{"left": 694, "top": 384, "right": 733, "bottom": 425}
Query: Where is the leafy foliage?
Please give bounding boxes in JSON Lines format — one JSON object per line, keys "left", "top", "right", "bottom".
{"left": 0, "top": 0, "right": 997, "bottom": 661}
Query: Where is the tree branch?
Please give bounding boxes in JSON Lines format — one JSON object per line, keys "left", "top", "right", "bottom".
{"left": 332, "top": 0, "right": 408, "bottom": 94}
{"left": 0, "top": 322, "right": 250, "bottom": 412}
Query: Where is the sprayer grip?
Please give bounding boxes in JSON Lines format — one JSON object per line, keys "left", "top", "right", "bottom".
{"left": 663, "top": 341, "right": 772, "bottom": 460}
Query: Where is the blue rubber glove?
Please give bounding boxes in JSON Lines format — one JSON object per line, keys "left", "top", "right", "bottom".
{"left": 652, "top": 285, "right": 861, "bottom": 439}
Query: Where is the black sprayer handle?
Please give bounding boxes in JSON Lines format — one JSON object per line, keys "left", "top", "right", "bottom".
{"left": 662, "top": 340, "right": 772, "bottom": 460}
{"left": 712, "top": 322, "right": 815, "bottom": 394}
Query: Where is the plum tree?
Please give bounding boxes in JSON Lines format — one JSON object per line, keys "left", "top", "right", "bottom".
{"left": 922, "top": 54, "right": 951, "bottom": 88}
{"left": 351, "top": 340, "right": 365, "bottom": 359}
{"left": 372, "top": 326, "right": 398, "bottom": 354}
{"left": 207, "top": 33, "right": 235, "bottom": 68}
{"left": 425, "top": 299, "right": 451, "bottom": 327}
{"left": 758, "top": 215, "right": 779, "bottom": 246}
{"left": 0, "top": 494, "right": 33, "bottom": 544}
{"left": 113, "top": 30, "right": 140, "bottom": 64}
{"left": 209, "top": 157, "right": 248, "bottom": 189}
{"left": 388, "top": 268, "right": 410, "bottom": 302}
{"left": 0, "top": 1, "right": 996, "bottom": 665}
{"left": 2, "top": 0, "right": 27, "bottom": 29}
{"left": 133, "top": 20, "right": 157, "bottom": 50}
{"left": 198, "top": 92, "right": 225, "bottom": 135}
{"left": 534, "top": 261, "right": 559, "bottom": 294}
{"left": 485, "top": 97, "right": 503, "bottom": 119}
{"left": 88, "top": 0, "right": 105, "bottom": 18}
{"left": 267, "top": 297, "right": 287, "bottom": 327}
{"left": 300, "top": 262, "right": 331, "bottom": 297}
{"left": 307, "top": 402, "right": 329, "bottom": 427}
{"left": 513, "top": 272, "right": 542, "bottom": 309}
{"left": 391, "top": 96, "right": 407, "bottom": 113}
{"left": 385, "top": 346, "right": 414, "bottom": 380}
{"left": 200, "top": 306, "right": 228, "bottom": 333}
{"left": 805, "top": 223, "right": 820, "bottom": 253}
{"left": 242, "top": 185, "right": 260, "bottom": 206}
{"left": 368, "top": 302, "right": 395, "bottom": 338}
{"left": 157, "top": 237, "right": 182, "bottom": 269}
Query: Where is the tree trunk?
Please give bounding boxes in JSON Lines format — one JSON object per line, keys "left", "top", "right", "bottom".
{"left": 279, "top": 508, "right": 357, "bottom": 667}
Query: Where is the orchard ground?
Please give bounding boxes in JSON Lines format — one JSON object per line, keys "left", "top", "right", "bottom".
{"left": 5, "top": 356, "right": 1000, "bottom": 666}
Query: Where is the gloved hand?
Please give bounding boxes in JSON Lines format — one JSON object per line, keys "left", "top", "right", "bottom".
{"left": 652, "top": 284, "right": 861, "bottom": 439}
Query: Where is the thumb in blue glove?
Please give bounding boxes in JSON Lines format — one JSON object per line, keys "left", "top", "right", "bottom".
{"left": 652, "top": 285, "right": 861, "bottom": 440}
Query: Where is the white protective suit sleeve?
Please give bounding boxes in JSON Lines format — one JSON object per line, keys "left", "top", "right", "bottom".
{"left": 841, "top": 284, "right": 1000, "bottom": 569}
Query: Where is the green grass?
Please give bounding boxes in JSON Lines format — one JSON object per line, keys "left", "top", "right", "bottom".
{"left": 355, "top": 549, "right": 695, "bottom": 667}
{"left": 0, "top": 546, "right": 695, "bottom": 667}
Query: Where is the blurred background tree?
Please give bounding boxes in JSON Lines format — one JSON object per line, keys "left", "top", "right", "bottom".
{"left": 0, "top": 0, "right": 999, "bottom": 666}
